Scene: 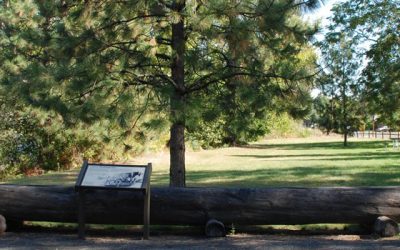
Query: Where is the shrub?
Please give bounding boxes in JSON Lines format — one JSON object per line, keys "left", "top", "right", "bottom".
{"left": 265, "top": 112, "right": 312, "bottom": 138}
{"left": 0, "top": 104, "right": 104, "bottom": 179}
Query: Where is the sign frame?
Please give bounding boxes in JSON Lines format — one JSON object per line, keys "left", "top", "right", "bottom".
{"left": 75, "top": 161, "right": 152, "bottom": 240}
{"left": 75, "top": 161, "right": 151, "bottom": 191}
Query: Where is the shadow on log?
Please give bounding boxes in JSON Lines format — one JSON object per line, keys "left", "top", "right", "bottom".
{"left": 1, "top": 185, "right": 400, "bottom": 228}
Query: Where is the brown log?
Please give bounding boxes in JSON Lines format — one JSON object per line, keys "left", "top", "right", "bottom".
{"left": 1, "top": 185, "right": 400, "bottom": 226}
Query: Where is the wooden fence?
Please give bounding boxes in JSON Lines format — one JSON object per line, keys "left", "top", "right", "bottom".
{"left": 353, "top": 131, "right": 400, "bottom": 139}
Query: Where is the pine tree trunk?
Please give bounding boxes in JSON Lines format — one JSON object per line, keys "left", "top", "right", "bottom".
{"left": 170, "top": 122, "right": 185, "bottom": 187}
{"left": 223, "top": 8, "right": 240, "bottom": 146}
{"left": 342, "top": 91, "right": 348, "bottom": 147}
{"left": 169, "top": 0, "right": 186, "bottom": 187}
{"left": 341, "top": 58, "right": 348, "bottom": 147}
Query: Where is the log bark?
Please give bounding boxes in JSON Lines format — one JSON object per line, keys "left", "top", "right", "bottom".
{"left": 1, "top": 185, "right": 400, "bottom": 226}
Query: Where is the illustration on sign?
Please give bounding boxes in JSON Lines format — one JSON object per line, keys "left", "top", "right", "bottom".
{"left": 105, "top": 172, "right": 142, "bottom": 187}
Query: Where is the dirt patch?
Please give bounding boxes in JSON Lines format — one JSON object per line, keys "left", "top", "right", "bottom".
{"left": 1, "top": 230, "right": 400, "bottom": 250}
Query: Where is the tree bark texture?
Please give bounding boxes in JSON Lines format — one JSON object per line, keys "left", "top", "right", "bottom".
{"left": 1, "top": 185, "right": 400, "bottom": 226}
{"left": 169, "top": 123, "right": 185, "bottom": 187}
{"left": 223, "top": 11, "right": 240, "bottom": 146}
{"left": 169, "top": 0, "right": 186, "bottom": 187}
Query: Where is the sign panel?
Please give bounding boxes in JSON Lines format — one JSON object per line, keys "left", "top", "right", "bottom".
{"left": 75, "top": 162, "right": 151, "bottom": 190}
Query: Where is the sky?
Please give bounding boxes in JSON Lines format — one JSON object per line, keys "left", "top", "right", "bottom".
{"left": 305, "top": 0, "right": 341, "bottom": 25}
{"left": 305, "top": 0, "right": 342, "bottom": 98}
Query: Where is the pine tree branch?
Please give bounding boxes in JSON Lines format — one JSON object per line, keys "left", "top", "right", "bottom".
{"left": 98, "top": 14, "right": 166, "bottom": 31}
{"left": 64, "top": 80, "right": 104, "bottom": 103}
{"left": 121, "top": 90, "right": 152, "bottom": 138}
{"left": 187, "top": 64, "right": 320, "bottom": 95}
{"left": 186, "top": 67, "right": 275, "bottom": 94}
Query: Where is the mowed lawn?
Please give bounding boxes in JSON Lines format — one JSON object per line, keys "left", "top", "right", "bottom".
{"left": 4, "top": 136, "right": 400, "bottom": 187}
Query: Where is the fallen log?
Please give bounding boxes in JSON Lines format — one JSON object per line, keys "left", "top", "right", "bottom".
{"left": 1, "top": 185, "right": 400, "bottom": 227}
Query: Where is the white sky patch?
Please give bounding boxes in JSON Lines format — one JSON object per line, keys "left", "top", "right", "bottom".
{"left": 304, "top": 0, "right": 340, "bottom": 24}
{"left": 303, "top": 0, "right": 344, "bottom": 42}
{"left": 303, "top": 0, "right": 347, "bottom": 98}
{"left": 311, "top": 88, "right": 321, "bottom": 98}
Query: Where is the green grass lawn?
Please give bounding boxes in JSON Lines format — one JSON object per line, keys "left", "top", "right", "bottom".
{"left": 3, "top": 136, "right": 400, "bottom": 187}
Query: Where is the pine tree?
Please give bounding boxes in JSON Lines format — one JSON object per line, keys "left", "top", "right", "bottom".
{"left": 189, "top": 0, "right": 319, "bottom": 146}
{"left": 1, "top": 0, "right": 321, "bottom": 187}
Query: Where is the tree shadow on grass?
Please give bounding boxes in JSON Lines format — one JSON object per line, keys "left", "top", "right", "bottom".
{"left": 3, "top": 171, "right": 78, "bottom": 186}
{"left": 243, "top": 140, "right": 389, "bottom": 151}
{"left": 183, "top": 164, "right": 400, "bottom": 188}
{"left": 230, "top": 151, "right": 400, "bottom": 161}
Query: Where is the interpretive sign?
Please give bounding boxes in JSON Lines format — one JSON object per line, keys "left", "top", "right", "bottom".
{"left": 76, "top": 163, "right": 150, "bottom": 190}
{"left": 75, "top": 161, "right": 152, "bottom": 240}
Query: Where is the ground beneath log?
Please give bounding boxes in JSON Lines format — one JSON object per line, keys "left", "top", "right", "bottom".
{"left": 1, "top": 229, "right": 400, "bottom": 250}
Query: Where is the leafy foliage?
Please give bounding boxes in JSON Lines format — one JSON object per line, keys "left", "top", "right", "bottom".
{"left": 0, "top": 103, "right": 80, "bottom": 178}
{"left": 265, "top": 112, "right": 312, "bottom": 138}
{"left": 0, "top": 0, "right": 320, "bottom": 185}
{"left": 316, "top": 7, "right": 368, "bottom": 145}
{"left": 324, "top": 0, "right": 400, "bottom": 129}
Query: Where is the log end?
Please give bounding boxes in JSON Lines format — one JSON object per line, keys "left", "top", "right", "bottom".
{"left": 0, "top": 215, "right": 6, "bottom": 235}
{"left": 205, "top": 219, "right": 226, "bottom": 237}
{"left": 374, "top": 216, "right": 399, "bottom": 237}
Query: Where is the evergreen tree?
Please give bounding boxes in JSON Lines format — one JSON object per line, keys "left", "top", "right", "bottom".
{"left": 188, "top": 1, "right": 319, "bottom": 146}
{"left": 1, "top": 0, "right": 321, "bottom": 187}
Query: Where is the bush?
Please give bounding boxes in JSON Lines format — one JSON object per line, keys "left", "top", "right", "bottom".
{"left": 0, "top": 104, "right": 105, "bottom": 179}
{"left": 265, "top": 112, "right": 312, "bottom": 138}
{"left": 187, "top": 119, "right": 226, "bottom": 149}
{"left": 0, "top": 103, "right": 171, "bottom": 180}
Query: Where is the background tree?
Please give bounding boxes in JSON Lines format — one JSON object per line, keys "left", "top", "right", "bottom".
{"left": 317, "top": 32, "right": 360, "bottom": 146}
{"left": 312, "top": 94, "right": 335, "bottom": 135}
{"left": 327, "top": 0, "right": 400, "bottom": 130}
{"left": 1, "top": 0, "right": 320, "bottom": 186}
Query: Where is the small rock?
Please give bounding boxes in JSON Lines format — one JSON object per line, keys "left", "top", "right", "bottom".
{"left": 205, "top": 219, "right": 226, "bottom": 237}
{"left": 374, "top": 216, "right": 399, "bottom": 237}
{"left": 0, "top": 214, "right": 6, "bottom": 234}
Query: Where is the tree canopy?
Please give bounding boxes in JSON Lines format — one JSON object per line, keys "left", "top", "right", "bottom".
{"left": 315, "top": 0, "right": 400, "bottom": 132}
{"left": 1, "top": 0, "right": 320, "bottom": 186}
